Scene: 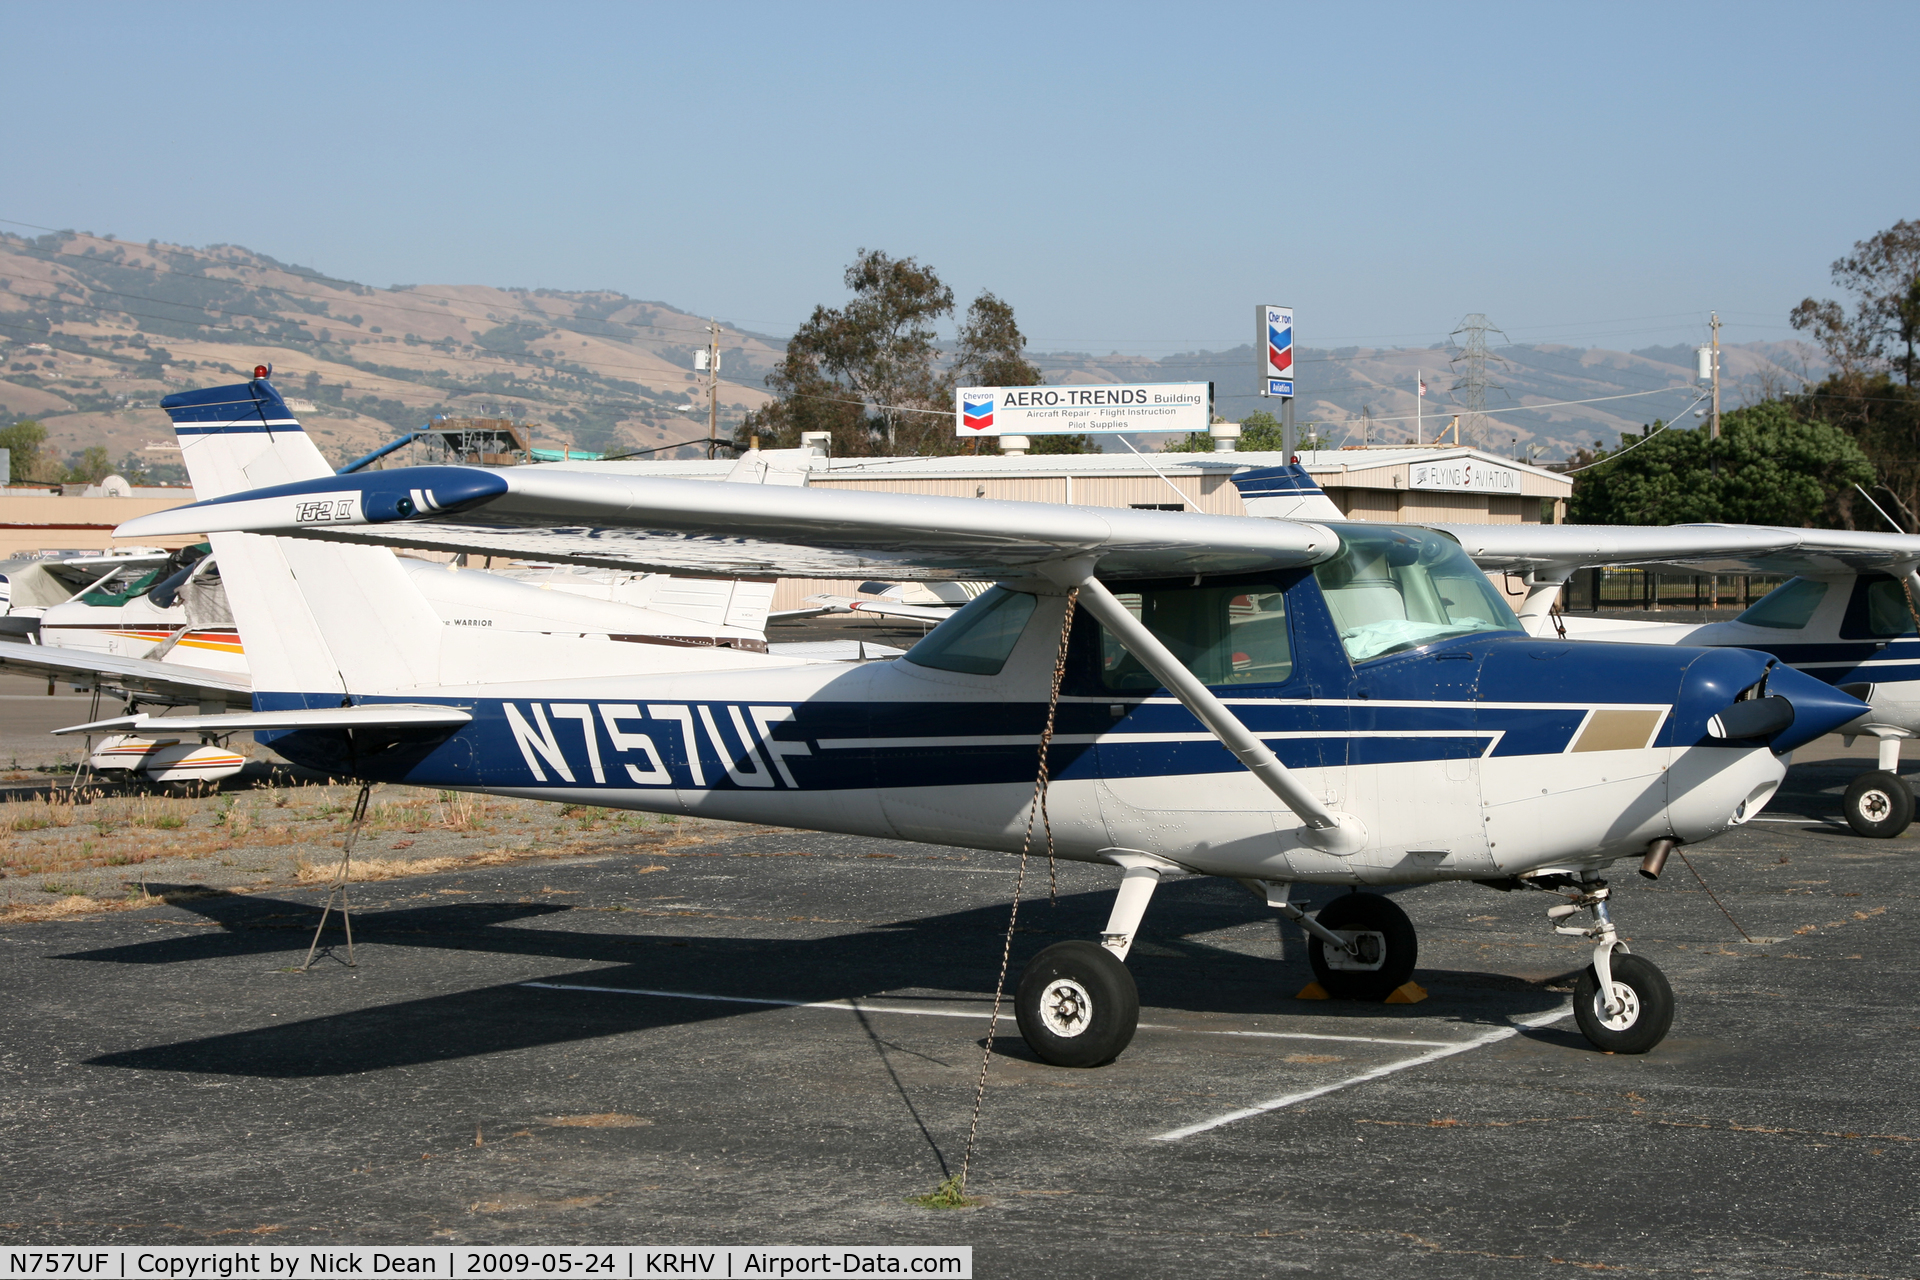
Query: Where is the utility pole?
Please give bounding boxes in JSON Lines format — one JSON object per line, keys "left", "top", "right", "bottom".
{"left": 1416, "top": 370, "right": 1422, "bottom": 445}
{"left": 704, "top": 319, "right": 721, "bottom": 460}
{"left": 1709, "top": 311, "right": 1721, "bottom": 445}
{"left": 1708, "top": 312, "right": 1722, "bottom": 610}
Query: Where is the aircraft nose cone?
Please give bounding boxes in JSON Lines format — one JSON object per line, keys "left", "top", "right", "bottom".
{"left": 1753, "top": 663, "right": 1870, "bottom": 753}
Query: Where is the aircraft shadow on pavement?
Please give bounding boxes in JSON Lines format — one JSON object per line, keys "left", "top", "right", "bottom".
{"left": 71, "top": 879, "right": 1568, "bottom": 1079}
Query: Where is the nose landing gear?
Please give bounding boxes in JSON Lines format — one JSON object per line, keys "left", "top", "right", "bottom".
{"left": 1549, "top": 878, "right": 1674, "bottom": 1053}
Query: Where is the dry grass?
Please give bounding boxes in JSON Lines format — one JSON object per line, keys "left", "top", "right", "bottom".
{"left": 1, "top": 891, "right": 151, "bottom": 924}
{"left": 91, "top": 794, "right": 192, "bottom": 832}
{"left": 439, "top": 791, "right": 488, "bottom": 832}
{"left": 294, "top": 854, "right": 465, "bottom": 884}
{"left": 541, "top": 1113, "right": 650, "bottom": 1128}
{"left": 0, "top": 793, "right": 83, "bottom": 833}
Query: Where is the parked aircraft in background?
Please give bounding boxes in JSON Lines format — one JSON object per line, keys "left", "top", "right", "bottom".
{"left": 1225, "top": 462, "right": 1920, "bottom": 837}
{"left": 100, "top": 374, "right": 1871, "bottom": 1063}
{"left": 2, "top": 395, "right": 881, "bottom": 785}
{"left": 1424, "top": 521, "right": 1920, "bottom": 838}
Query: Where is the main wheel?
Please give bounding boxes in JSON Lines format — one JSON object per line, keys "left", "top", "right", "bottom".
{"left": 1306, "top": 892, "right": 1418, "bottom": 1001}
{"left": 1573, "top": 952, "right": 1674, "bottom": 1054}
{"left": 1015, "top": 940, "right": 1139, "bottom": 1068}
{"left": 1843, "top": 770, "right": 1913, "bottom": 838}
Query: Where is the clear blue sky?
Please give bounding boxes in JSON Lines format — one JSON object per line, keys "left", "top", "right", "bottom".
{"left": 4, "top": 2, "right": 1915, "bottom": 357}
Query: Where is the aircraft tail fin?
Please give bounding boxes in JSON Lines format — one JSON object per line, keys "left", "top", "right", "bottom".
{"left": 1230, "top": 464, "right": 1348, "bottom": 523}
{"left": 162, "top": 372, "right": 334, "bottom": 498}
{"left": 160, "top": 377, "right": 442, "bottom": 698}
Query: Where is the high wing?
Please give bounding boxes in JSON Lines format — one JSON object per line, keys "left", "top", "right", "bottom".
{"left": 115, "top": 465, "right": 1336, "bottom": 580}
{"left": 1431, "top": 523, "right": 1920, "bottom": 577}
{"left": 0, "top": 639, "right": 251, "bottom": 708}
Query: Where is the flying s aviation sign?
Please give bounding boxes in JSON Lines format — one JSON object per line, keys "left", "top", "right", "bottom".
{"left": 1259, "top": 305, "right": 1294, "bottom": 398}
{"left": 953, "top": 383, "right": 1211, "bottom": 436}
{"left": 1408, "top": 457, "right": 1524, "bottom": 493}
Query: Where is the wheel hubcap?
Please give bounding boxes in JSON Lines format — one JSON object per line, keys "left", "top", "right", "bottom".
{"left": 1594, "top": 981, "right": 1641, "bottom": 1032}
{"left": 1038, "top": 978, "right": 1094, "bottom": 1038}
{"left": 1859, "top": 789, "right": 1892, "bottom": 821}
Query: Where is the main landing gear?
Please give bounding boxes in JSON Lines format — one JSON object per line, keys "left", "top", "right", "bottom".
{"left": 1839, "top": 725, "right": 1914, "bottom": 839}
{"left": 1015, "top": 855, "right": 1163, "bottom": 1068}
{"left": 1013, "top": 860, "right": 1678, "bottom": 1067}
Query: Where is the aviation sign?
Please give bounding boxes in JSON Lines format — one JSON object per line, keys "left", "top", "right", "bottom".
{"left": 954, "top": 383, "right": 1211, "bottom": 436}
{"left": 1260, "top": 305, "right": 1294, "bottom": 398}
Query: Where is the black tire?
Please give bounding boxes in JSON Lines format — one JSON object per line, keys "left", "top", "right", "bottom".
{"left": 1572, "top": 951, "right": 1674, "bottom": 1054}
{"left": 1843, "top": 770, "right": 1913, "bottom": 838}
{"left": 1306, "top": 892, "right": 1418, "bottom": 1001}
{"left": 1015, "top": 940, "right": 1139, "bottom": 1068}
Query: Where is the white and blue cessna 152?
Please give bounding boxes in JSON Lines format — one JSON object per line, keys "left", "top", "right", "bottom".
{"left": 101, "top": 376, "right": 1870, "bottom": 1064}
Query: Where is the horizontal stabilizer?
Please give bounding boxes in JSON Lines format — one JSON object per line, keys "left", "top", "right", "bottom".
{"left": 117, "top": 466, "right": 1336, "bottom": 581}
{"left": 0, "top": 639, "right": 251, "bottom": 706}
{"left": 54, "top": 703, "right": 474, "bottom": 737}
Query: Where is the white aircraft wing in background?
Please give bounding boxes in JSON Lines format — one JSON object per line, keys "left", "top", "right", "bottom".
{"left": 0, "top": 638, "right": 251, "bottom": 708}
{"left": 1432, "top": 522, "right": 1920, "bottom": 578}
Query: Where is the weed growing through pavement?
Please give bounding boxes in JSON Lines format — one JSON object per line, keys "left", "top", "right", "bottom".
{"left": 908, "top": 1176, "right": 982, "bottom": 1210}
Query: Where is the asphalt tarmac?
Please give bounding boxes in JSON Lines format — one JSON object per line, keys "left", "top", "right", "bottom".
{"left": 1, "top": 737, "right": 1914, "bottom": 1276}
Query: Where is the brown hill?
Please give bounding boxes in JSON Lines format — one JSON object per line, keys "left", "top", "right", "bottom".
{"left": 0, "top": 230, "right": 780, "bottom": 475}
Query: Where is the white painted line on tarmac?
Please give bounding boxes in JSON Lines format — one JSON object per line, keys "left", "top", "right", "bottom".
{"left": 524, "top": 980, "right": 1457, "bottom": 1047}
{"left": 525, "top": 980, "right": 987, "bottom": 1019}
{"left": 799, "top": 860, "right": 1020, "bottom": 875}
{"left": 1151, "top": 1002, "right": 1575, "bottom": 1142}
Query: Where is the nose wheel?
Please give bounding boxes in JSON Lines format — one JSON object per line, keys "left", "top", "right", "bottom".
{"left": 1572, "top": 952, "right": 1674, "bottom": 1053}
{"left": 1548, "top": 877, "right": 1674, "bottom": 1054}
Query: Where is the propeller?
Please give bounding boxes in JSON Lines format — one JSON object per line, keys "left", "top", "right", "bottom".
{"left": 1706, "top": 695, "right": 1794, "bottom": 741}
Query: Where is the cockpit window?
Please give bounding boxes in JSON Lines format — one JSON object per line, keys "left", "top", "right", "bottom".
{"left": 75, "top": 568, "right": 160, "bottom": 607}
{"left": 1736, "top": 577, "right": 1830, "bottom": 630}
{"left": 1312, "top": 525, "right": 1521, "bottom": 663}
{"left": 1836, "top": 574, "right": 1916, "bottom": 639}
{"left": 1095, "top": 584, "right": 1292, "bottom": 690}
{"left": 905, "top": 586, "right": 1038, "bottom": 675}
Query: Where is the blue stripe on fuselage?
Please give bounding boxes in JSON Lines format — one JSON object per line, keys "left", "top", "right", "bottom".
{"left": 252, "top": 689, "right": 1626, "bottom": 793}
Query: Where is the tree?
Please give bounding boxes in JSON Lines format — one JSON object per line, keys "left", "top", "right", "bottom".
{"left": 952, "top": 292, "right": 1042, "bottom": 389}
{"left": 1799, "top": 374, "right": 1920, "bottom": 530}
{"left": 1792, "top": 219, "right": 1920, "bottom": 386}
{"left": 738, "top": 249, "right": 954, "bottom": 456}
{"left": 1165, "top": 410, "right": 1286, "bottom": 453}
{"left": 64, "top": 445, "right": 113, "bottom": 484}
{"left": 1569, "top": 402, "right": 1873, "bottom": 528}
{"left": 738, "top": 254, "right": 1047, "bottom": 457}
{"left": 0, "top": 420, "right": 51, "bottom": 483}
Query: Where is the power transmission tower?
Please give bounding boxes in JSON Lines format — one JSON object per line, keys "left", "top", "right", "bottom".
{"left": 1448, "top": 313, "right": 1510, "bottom": 445}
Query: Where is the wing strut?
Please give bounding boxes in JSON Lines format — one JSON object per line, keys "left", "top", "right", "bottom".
{"left": 1069, "top": 574, "right": 1366, "bottom": 855}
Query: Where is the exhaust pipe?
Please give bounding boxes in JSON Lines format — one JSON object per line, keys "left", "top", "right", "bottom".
{"left": 1640, "top": 838, "right": 1677, "bottom": 881}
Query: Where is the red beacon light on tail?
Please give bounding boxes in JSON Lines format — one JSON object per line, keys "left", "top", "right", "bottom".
{"left": 252, "top": 364, "right": 272, "bottom": 380}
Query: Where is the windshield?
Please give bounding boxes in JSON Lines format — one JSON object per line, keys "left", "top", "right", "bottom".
{"left": 1312, "top": 525, "right": 1521, "bottom": 662}
{"left": 1736, "top": 577, "right": 1829, "bottom": 630}
{"left": 905, "top": 586, "right": 1037, "bottom": 675}
{"left": 75, "top": 567, "right": 161, "bottom": 608}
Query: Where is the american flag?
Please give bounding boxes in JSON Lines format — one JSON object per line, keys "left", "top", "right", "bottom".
{"left": 1418, "top": 379, "right": 1428, "bottom": 397}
